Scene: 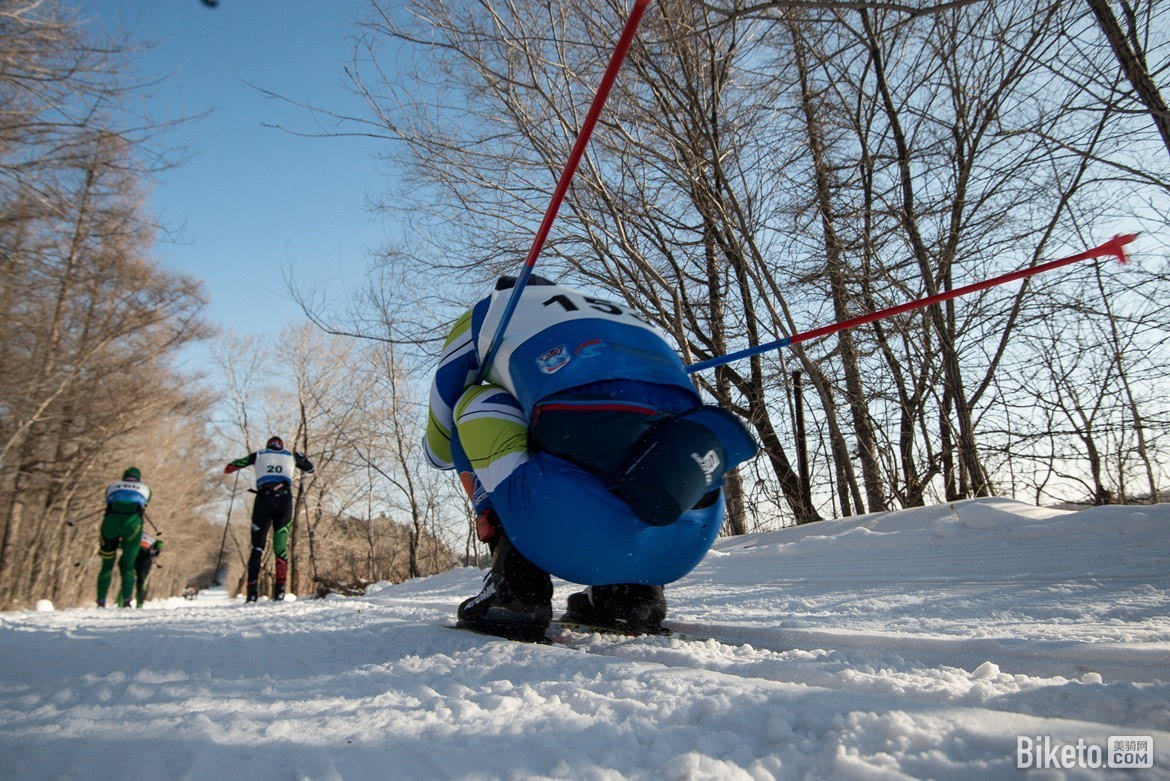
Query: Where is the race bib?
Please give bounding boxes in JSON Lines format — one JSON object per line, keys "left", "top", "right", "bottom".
{"left": 255, "top": 450, "right": 295, "bottom": 483}
{"left": 477, "top": 284, "right": 663, "bottom": 391}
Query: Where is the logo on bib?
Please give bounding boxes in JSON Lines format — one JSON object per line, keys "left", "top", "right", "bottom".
{"left": 536, "top": 345, "right": 570, "bottom": 374}
{"left": 574, "top": 338, "right": 605, "bottom": 358}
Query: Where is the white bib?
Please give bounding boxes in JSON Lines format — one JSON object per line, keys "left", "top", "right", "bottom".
{"left": 106, "top": 481, "right": 151, "bottom": 503}
{"left": 477, "top": 284, "right": 662, "bottom": 392}
{"left": 255, "top": 450, "right": 295, "bottom": 483}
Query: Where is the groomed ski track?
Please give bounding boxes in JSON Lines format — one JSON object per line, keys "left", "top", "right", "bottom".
{"left": 1, "top": 497, "right": 1167, "bottom": 779}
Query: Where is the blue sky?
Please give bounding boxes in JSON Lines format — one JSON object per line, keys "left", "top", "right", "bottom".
{"left": 79, "top": 0, "right": 392, "bottom": 349}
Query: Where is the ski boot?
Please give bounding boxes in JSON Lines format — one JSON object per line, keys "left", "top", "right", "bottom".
{"left": 96, "top": 599, "right": 106, "bottom": 608}
{"left": 120, "top": 598, "right": 133, "bottom": 608}
{"left": 245, "top": 581, "right": 259, "bottom": 604}
{"left": 274, "top": 558, "right": 287, "bottom": 601}
{"left": 457, "top": 522, "right": 552, "bottom": 641}
{"left": 561, "top": 584, "right": 667, "bottom": 635}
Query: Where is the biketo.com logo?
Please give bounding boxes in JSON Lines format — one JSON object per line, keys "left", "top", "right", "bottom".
{"left": 1017, "top": 735, "right": 1154, "bottom": 769}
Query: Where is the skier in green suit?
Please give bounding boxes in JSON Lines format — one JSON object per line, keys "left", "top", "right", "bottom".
{"left": 96, "top": 467, "right": 152, "bottom": 608}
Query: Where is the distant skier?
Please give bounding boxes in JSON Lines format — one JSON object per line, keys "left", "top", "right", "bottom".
{"left": 224, "top": 436, "right": 314, "bottom": 602}
{"left": 133, "top": 532, "right": 164, "bottom": 608}
{"left": 425, "top": 276, "right": 757, "bottom": 638}
{"left": 96, "top": 467, "right": 152, "bottom": 608}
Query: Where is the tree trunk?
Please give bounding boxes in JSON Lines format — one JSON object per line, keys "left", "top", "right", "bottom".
{"left": 1084, "top": 0, "right": 1170, "bottom": 159}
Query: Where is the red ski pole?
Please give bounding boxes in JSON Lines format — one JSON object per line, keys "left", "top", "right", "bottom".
{"left": 476, "top": 0, "right": 653, "bottom": 383}
{"left": 686, "top": 234, "right": 1137, "bottom": 374}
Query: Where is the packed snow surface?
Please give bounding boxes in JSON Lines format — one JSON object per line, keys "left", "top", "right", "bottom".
{"left": 1, "top": 498, "right": 1167, "bottom": 779}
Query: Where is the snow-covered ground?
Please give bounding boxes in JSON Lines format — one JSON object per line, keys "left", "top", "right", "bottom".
{"left": 1, "top": 497, "right": 1167, "bottom": 780}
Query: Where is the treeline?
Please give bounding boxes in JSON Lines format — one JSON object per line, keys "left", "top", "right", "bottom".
{"left": 344, "top": 0, "right": 1170, "bottom": 528}
{"left": 0, "top": 1, "right": 220, "bottom": 609}
{"left": 0, "top": 2, "right": 460, "bottom": 610}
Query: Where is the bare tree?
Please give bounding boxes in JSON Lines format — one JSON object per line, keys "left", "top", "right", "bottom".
{"left": 1083, "top": 0, "right": 1170, "bottom": 159}
{"left": 0, "top": 138, "right": 210, "bottom": 608}
{"left": 342, "top": 0, "right": 1169, "bottom": 524}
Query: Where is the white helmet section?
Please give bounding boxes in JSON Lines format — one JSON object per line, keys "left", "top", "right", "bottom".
{"left": 254, "top": 449, "right": 296, "bottom": 487}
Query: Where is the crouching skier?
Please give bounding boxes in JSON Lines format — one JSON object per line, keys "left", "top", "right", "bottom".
{"left": 224, "top": 437, "right": 314, "bottom": 602}
{"left": 424, "top": 276, "right": 758, "bottom": 640}
{"left": 96, "top": 467, "right": 152, "bottom": 608}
